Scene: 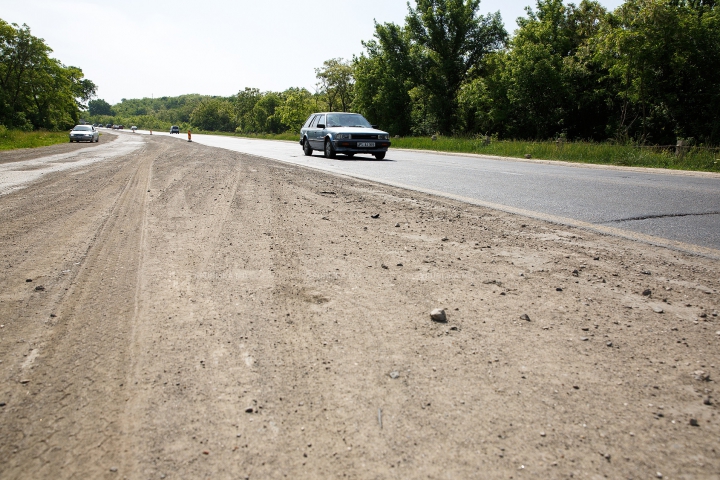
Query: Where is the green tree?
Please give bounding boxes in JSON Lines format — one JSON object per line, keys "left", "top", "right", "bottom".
{"left": 353, "top": 22, "right": 417, "bottom": 135}
{"left": 315, "top": 58, "right": 355, "bottom": 112}
{"left": 406, "top": 0, "right": 507, "bottom": 134}
{"left": 276, "top": 87, "right": 314, "bottom": 132}
{"left": 89, "top": 98, "right": 113, "bottom": 116}
{"left": 0, "top": 19, "right": 96, "bottom": 130}
{"left": 596, "top": 0, "right": 720, "bottom": 143}
{"left": 190, "top": 98, "right": 236, "bottom": 132}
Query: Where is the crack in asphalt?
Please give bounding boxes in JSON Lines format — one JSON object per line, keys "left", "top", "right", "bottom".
{"left": 602, "top": 211, "right": 720, "bottom": 224}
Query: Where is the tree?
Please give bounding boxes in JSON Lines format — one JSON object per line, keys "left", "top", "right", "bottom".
{"left": 595, "top": 0, "right": 720, "bottom": 143}
{"left": 190, "top": 98, "right": 236, "bottom": 132}
{"left": 406, "top": 0, "right": 507, "bottom": 134}
{"left": 0, "top": 19, "right": 96, "bottom": 130}
{"left": 276, "top": 87, "right": 314, "bottom": 132}
{"left": 89, "top": 98, "right": 113, "bottom": 116}
{"left": 353, "top": 22, "right": 418, "bottom": 135}
{"left": 315, "top": 59, "right": 355, "bottom": 112}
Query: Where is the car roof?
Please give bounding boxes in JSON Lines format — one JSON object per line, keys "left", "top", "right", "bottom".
{"left": 312, "top": 112, "right": 362, "bottom": 115}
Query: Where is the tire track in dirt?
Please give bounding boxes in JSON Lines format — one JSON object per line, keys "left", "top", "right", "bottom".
{"left": 0, "top": 136, "right": 159, "bottom": 479}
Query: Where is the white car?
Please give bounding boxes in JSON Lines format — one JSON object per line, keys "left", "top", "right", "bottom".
{"left": 69, "top": 125, "right": 99, "bottom": 143}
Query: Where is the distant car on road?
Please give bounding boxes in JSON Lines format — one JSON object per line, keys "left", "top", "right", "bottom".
{"left": 300, "top": 112, "right": 391, "bottom": 160}
{"left": 170, "top": 125, "right": 180, "bottom": 134}
{"left": 69, "top": 125, "right": 99, "bottom": 143}
{"left": 106, "top": 124, "right": 112, "bottom": 128}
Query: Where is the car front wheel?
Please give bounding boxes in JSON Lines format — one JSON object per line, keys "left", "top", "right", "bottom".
{"left": 303, "top": 138, "right": 312, "bottom": 156}
{"left": 324, "top": 139, "right": 336, "bottom": 159}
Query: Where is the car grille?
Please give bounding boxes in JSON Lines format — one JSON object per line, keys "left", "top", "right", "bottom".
{"left": 352, "top": 134, "right": 379, "bottom": 140}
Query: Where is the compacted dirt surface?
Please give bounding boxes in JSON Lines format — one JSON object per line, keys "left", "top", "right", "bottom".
{"left": 1, "top": 133, "right": 719, "bottom": 480}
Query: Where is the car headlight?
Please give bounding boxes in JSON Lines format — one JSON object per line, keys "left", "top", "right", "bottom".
{"left": 335, "top": 133, "right": 351, "bottom": 139}
{"left": 378, "top": 134, "right": 389, "bottom": 140}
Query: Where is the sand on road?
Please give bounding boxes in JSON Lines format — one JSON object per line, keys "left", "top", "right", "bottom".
{"left": 1, "top": 134, "right": 718, "bottom": 479}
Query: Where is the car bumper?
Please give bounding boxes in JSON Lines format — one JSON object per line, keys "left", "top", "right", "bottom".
{"left": 332, "top": 140, "right": 391, "bottom": 153}
{"left": 70, "top": 136, "right": 94, "bottom": 141}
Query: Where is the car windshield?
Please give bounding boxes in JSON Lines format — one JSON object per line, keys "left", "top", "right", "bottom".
{"left": 73, "top": 125, "right": 92, "bottom": 131}
{"left": 325, "top": 113, "right": 372, "bottom": 128}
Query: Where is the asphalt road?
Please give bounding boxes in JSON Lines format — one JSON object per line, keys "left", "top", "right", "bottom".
{"left": 130, "top": 130, "right": 720, "bottom": 255}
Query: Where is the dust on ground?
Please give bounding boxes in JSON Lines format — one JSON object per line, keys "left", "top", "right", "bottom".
{"left": 0, "top": 134, "right": 718, "bottom": 479}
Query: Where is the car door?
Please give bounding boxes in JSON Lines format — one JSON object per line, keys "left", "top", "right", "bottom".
{"left": 310, "top": 114, "right": 325, "bottom": 149}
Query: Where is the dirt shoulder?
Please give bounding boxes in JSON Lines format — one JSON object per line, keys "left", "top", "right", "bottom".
{"left": 0, "top": 135, "right": 718, "bottom": 479}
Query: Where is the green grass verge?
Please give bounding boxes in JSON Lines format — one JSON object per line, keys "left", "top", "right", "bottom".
{"left": 391, "top": 136, "right": 720, "bottom": 172}
{"left": 0, "top": 128, "right": 70, "bottom": 151}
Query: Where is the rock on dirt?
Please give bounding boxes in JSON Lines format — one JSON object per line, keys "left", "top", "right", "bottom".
{"left": 430, "top": 309, "right": 447, "bottom": 322}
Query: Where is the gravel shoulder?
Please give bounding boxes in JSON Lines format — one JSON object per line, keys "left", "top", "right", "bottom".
{"left": 0, "top": 135, "right": 718, "bottom": 479}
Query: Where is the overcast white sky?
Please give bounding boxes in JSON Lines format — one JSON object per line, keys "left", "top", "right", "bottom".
{"left": 2, "top": 0, "right": 624, "bottom": 105}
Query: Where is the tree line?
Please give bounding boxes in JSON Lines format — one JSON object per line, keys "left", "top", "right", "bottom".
{"left": 90, "top": 0, "right": 719, "bottom": 145}
{"left": 0, "top": 19, "right": 96, "bottom": 131}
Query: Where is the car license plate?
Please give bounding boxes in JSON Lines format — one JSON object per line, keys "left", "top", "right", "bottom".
{"left": 357, "top": 142, "right": 375, "bottom": 148}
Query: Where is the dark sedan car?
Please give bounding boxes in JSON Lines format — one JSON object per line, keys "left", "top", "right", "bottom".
{"left": 299, "top": 112, "right": 390, "bottom": 160}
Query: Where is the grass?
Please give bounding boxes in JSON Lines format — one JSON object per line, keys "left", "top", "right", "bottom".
{"left": 0, "top": 128, "right": 70, "bottom": 151}
{"left": 391, "top": 136, "right": 720, "bottom": 173}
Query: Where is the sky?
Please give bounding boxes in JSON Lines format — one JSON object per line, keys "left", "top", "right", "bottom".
{"left": 2, "top": 0, "right": 624, "bottom": 105}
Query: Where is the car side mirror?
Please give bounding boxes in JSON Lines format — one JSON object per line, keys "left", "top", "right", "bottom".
{"left": 317, "top": 124, "right": 325, "bottom": 129}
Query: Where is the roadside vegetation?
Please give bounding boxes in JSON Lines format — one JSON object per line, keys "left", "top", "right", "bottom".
{"left": 6, "top": 0, "right": 720, "bottom": 168}
{"left": 0, "top": 20, "right": 95, "bottom": 132}
{"left": 392, "top": 136, "right": 720, "bottom": 172}
{"left": 0, "top": 126, "right": 69, "bottom": 150}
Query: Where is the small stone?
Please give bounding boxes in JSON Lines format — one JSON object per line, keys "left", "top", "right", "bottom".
{"left": 449, "top": 326, "right": 458, "bottom": 331}
{"left": 581, "top": 327, "right": 590, "bottom": 331}
{"left": 540, "top": 431, "right": 546, "bottom": 437}
{"left": 573, "top": 385, "right": 579, "bottom": 390}
{"left": 396, "top": 263, "right": 403, "bottom": 267}
{"left": 606, "top": 341, "right": 613, "bottom": 347}
{"left": 689, "top": 418, "right": 699, "bottom": 427}
{"left": 50, "top": 314, "right": 56, "bottom": 318}
{"left": 395, "top": 223, "right": 400, "bottom": 227}
{"left": 604, "top": 453, "right": 611, "bottom": 460}
{"left": 34, "top": 285, "right": 45, "bottom": 291}
{"left": 652, "top": 306, "right": 664, "bottom": 314}
{"left": 370, "top": 213, "right": 380, "bottom": 219}
{"left": 642, "top": 289, "right": 652, "bottom": 296}
{"left": 109, "top": 467, "right": 118, "bottom": 472}
{"left": 245, "top": 407, "right": 254, "bottom": 413}
{"left": 381, "top": 264, "right": 388, "bottom": 269}
{"left": 572, "top": 270, "right": 579, "bottom": 277}
{"left": 656, "top": 473, "right": 663, "bottom": 479}
{"left": 441, "top": 237, "right": 449, "bottom": 242}
{"left": 703, "top": 397, "right": 712, "bottom": 405}
{"left": 520, "top": 314, "right": 530, "bottom": 321}
{"left": 0, "top": 402, "right": 6, "bottom": 407}
{"left": 389, "top": 371, "right": 400, "bottom": 379}
{"left": 556, "top": 287, "right": 563, "bottom": 291}
{"left": 580, "top": 337, "right": 589, "bottom": 341}
{"left": 19, "top": 379, "right": 29, "bottom": 384}
{"left": 430, "top": 309, "right": 447, "bottom": 323}
{"left": 594, "top": 257, "right": 600, "bottom": 261}
{"left": 693, "top": 370, "right": 710, "bottom": 381}
{"left": 25, "top": 279, "right": 32, "bottom": 282}
{"left": 203, "top": 450, "right": 210, "bottom": 455}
